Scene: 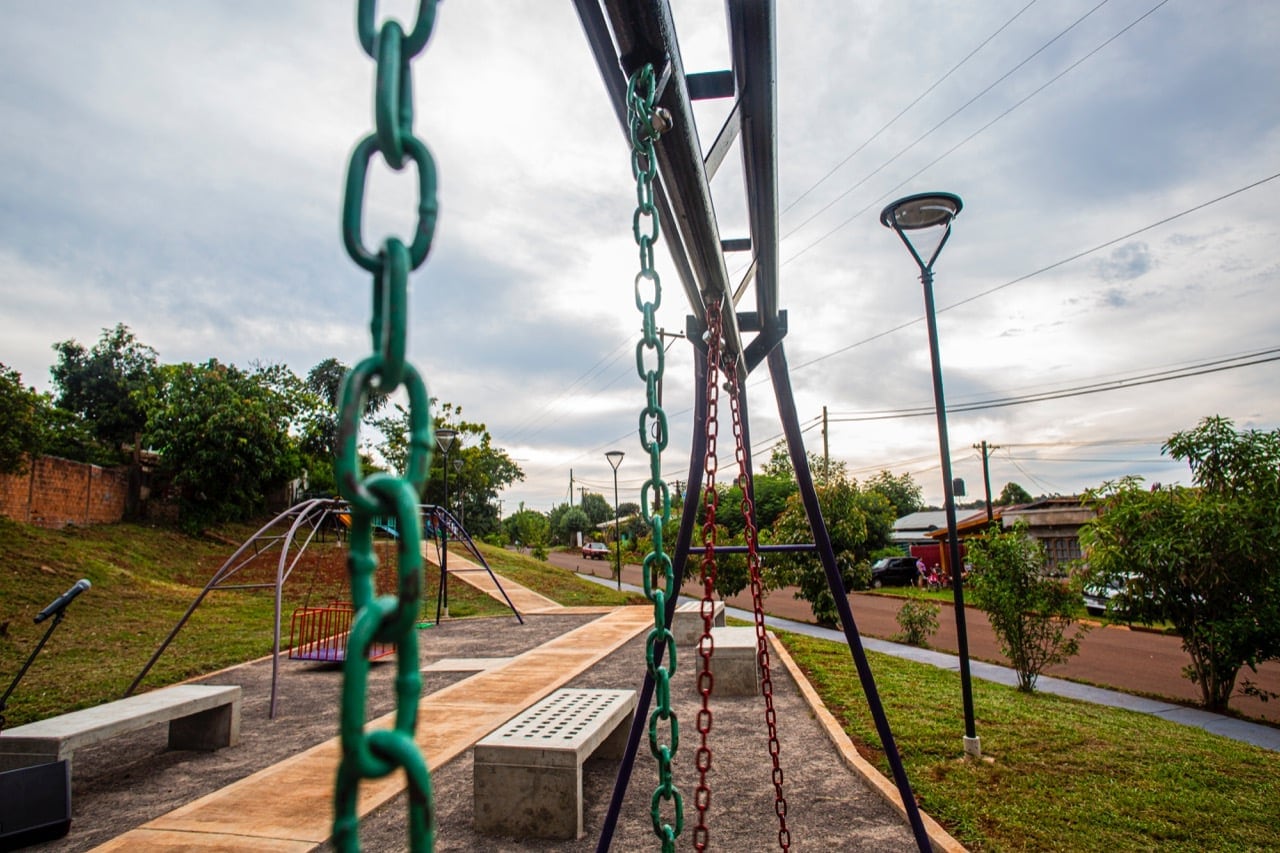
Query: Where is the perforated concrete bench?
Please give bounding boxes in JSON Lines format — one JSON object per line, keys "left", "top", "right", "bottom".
{"left": 473, "top": 688, "right": 636, "bottom": 840}
{"left": 672, "top": 598, "right": 726, "bottom": 646}
{"left": 0, "top": 684, "right": 241, "bottom": 774}
{"left": 705, "top": 625, "right": 761, "bottom": 696}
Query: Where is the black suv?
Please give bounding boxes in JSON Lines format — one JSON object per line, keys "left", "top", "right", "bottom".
{"left": 870, "top": 556, "right": 920, "bottom": 588}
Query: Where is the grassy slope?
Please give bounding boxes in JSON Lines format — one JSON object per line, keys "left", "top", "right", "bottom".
{"left": 780, "top": 630, "right": 1280, "bottom": 851}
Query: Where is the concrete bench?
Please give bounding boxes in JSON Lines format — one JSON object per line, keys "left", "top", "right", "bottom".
{"left": 704, "top": 625, "right": 761, "bottom": 696}
{"left": 473, "top": 688, "right": 636, "bottom": 840}
{"left": 0, "top": 684, "right": 241, "bottom": 774}
{"left": 672, "top": 598, "right": 726, "bottom": 647}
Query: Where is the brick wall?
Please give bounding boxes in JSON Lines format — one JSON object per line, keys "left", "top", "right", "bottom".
{"left": 0, "top": 456, "right": 129, "bottom": 528}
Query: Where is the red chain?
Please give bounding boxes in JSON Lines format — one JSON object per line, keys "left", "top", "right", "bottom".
{"left": 692, "top": 303, "right": 723, "bottom": 851}
{"left": 727, "top": 360, "right": 791, "bottom": 851}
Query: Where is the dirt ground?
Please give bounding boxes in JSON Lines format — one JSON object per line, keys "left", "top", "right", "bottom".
{"left": 27, "top": 612, "right": 925, "bottom": 852}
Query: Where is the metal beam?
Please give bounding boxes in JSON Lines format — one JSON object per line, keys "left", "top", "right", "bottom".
{"left": 575, "top": 0, "right": 746, "bottom": 372}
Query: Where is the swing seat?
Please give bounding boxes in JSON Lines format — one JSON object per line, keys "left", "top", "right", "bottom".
{"left": 288, "top": 603, "right": 394, "bottom": 662}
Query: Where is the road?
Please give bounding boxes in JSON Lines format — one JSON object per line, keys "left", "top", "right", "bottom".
{"left": 550, "top": 549, "right": 1280, "bottom": 725}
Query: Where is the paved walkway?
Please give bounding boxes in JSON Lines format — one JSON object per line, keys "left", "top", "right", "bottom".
{"left": 93, "top": 607, "right": 653, "bottom": 851}
{"left": 573, "top": 572, "right": 1280, "bottom": 752}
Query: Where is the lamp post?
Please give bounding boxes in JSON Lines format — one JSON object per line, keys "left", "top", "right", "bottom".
{"left": 435, "top": 428, "right": 457, "bottom": 623}
{"left": 880, "top": 191, "right": 980, "bottom": 758}
{"left": 452, "top": 457, "right": 464, "bottom": 527}
{"left": 605, "top": 451, "right": 624, "bottom": 590}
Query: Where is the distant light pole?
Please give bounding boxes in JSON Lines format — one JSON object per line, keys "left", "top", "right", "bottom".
{"left": 880, "top": 191, "right": 980, "bottom": 758}
{"left": 452, "top": 457, "right": 464, "bottom": 527}
{"left": 606, "top": 450, "right": 625, "bottom": 590}
{"left": 435, "top": 427, "right": 457, "bottom": 623}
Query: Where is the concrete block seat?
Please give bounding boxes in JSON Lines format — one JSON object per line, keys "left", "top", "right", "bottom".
{"left": 473, "top": 688, "right": 636, "bottom": 840}
{"left": 0, "top": 684, "right": 241, "bottom": 774}
{"left": 672, "top": 598, "right": 726, "bottom": 647}
{"left": 703, "top": 625, "right": 762, "bottom": 696}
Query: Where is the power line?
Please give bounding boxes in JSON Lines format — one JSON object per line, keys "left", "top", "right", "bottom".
{"left": 783, "top": 0, "right": 1172, "bottom": 268}
{"left": 783, "top": 170, "right": 1280, "bottom": 374}
{"left": 781, "top": 0, "right": 1042, "bottom": 218}
{"left": 783, "top": 0, "right": 1109, "bottom": 240}
{"left": 826, "top": 346, "right": 1280, "bottom": 423}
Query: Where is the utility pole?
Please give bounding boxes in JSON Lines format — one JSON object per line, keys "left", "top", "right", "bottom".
{"left": 578, "top": 486, "right": 588, "bottom": 506}
{"left": 822, "top": 405, "right": 829, "bottom": 482}
{"left": 974, "top": 441, "right": 999, "bottom": 522}
{"left": 569, "top": 469, "right": 574, "bottom": 507}
{"left": 654, "top": 327, "right": 687, "bottom": 408}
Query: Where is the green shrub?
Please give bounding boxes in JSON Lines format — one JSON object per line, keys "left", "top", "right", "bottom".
{"left": 894, "top": 599, "right": 940, "bottom": 646}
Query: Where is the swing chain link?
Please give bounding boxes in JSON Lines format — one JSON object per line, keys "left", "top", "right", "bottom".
{"left": 333, "top": 2, "right": 439, "bottom": 850}
{"left": 692, "top": 299, "right": 724, "bottom": 851}
{"left": 627, "top": 62, "right": 683, "bottom": 852}
{"left": 726, "top": 361, "right": 791, "bottom": 851}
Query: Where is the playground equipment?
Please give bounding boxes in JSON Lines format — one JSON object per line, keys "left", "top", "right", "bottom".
{"left": 127, "top": 498, "right": 520, "bottom": 721}
{"left": 326, "top": 2, "right": 931, "bottom": 850}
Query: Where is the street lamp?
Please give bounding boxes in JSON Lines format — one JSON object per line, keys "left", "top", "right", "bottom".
{"left": 605, "top": 450, "right": 625, "bottom": 590}
{"left": 435, "top": 427, "right": 457, "bottom": 623}
{"left": 452, "top": 457, "right": 464, "bottom": 527}
{"left": 880, "top": 191, "right": 981, "bottom": 758}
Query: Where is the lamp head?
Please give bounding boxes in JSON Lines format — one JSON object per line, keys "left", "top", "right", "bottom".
{"left": 880, "top": 191, "right": 963, "bottom": 272}
{"left": 605, "top": 450, "right": 625, "bottom": 471}
{"left": 435, "top": 427, "right": 457, "bottom": 454}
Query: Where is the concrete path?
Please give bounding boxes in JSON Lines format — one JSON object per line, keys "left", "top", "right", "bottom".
{"left": 425, "top": 542, "right": 564, "bottom": 614}
{"left": 92, "top": 606, "right": 652, "bottom": 851}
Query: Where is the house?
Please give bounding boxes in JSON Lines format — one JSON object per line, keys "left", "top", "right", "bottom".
{"left": 925, "top": 497, "right": 1094, "bottom": 573}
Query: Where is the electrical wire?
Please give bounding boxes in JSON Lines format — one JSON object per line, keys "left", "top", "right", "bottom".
{"left": 782, "top": 0, "right": 1042, "bottom": 217}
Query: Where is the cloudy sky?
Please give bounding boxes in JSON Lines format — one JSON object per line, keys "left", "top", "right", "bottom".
{"left": 2, "top": 1, "right": 1277, "bottom": 513}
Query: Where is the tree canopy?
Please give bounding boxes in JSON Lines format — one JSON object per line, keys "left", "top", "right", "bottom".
{"left": 997, "top": 482, "right": 1034, "bottom": 505}
{"left": 1079, "top": 416, "right": 1280, "bottom": 712}
{"left": 50, "top": 323, "right": 158, "bottom": 462}
{"left": 0, "top": 363, "right": 47, "bottom": 474}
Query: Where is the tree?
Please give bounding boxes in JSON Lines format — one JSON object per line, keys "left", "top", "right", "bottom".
{"left": 1079, "top": 416, "right": 1280, "bottom": 712}
{"left": 761, "top": 474, "right": 890, "bottom": 625}
{"left": 377, "top": 400, "right": 523, "bottom": 539}
{"left": 504, "top": 505, "right": 551, "bottom": 559}
{"left": 997, "top": 482, "right": 1033, "bottom": 505}
{"left": 866, "top": 470, "right": 924, "bottom": 517}
{"left": 967, "top": 521, "right": 1088, "bottom": 692}
{"left": 140, "top": 360, "right": 304, "bottom": 527}
{"left": 50, "top": 323, "right": 158, "bottom": 462}
{"left": 578, "top": 492, "right": 611, "bottom": 527}
{"left": 0, "top": 364, "right": 47, "bottom": 474}
{"left": 557, "top": 507, "right": 592, "bottom": 543}
{"left": 617, "top": 501, "right": 641, "bottom": 519}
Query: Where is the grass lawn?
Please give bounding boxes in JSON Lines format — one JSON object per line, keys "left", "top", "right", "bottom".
{"left": 472, "top": 542, "right": 647, "bottom": 608}
{"left": 780, "top": 630, "right": 1280, "bottom": 851}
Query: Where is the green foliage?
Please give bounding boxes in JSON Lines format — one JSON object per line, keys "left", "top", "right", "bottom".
{"left": 140, "top": 360, "right": 303, "bottom": 528}
{"left": 557, "top": 506, "right": 592, "bottom": 542}
{"left": 865, "top": 469, "right": 923, "bottom": 516}
{"left": 762, "top": 473, "right": 896, "bottom": 624}
{"left": 377, "top": 400, "right": 523, "bottom": 538}
{"left": 997, "top": 481, "right": 1034, "bottom": 505}
{"left": 0, "top": 363, "right": 47, "bottom": 474}
{"left": 578, "top": 492, "right": 611, "bottom": 526}
{"left": 504, "top": 505, "right": 550, "bottom": 558}
{"left": 1079, "top": 416, "right": 1280, "bottom": 711}
{"left": 894, "top": 598, "right": 940, "bottom": 646}
{"left": 967, "top": 521, "right": 1088, "bottom": 691}
{"left": 50, "top": 323, "right": 158, "bottom": 462}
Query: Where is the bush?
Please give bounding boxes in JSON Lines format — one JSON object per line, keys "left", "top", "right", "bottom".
{"left": 967, "top": 521, "right": 1089, "bottom": 692}
{"left": 894, "top": 599, "right": 940, "bottom": 647}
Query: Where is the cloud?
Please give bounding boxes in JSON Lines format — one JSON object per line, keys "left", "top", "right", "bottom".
{"left": 1094, "top": 242, "right": 1152, "bottom": 283}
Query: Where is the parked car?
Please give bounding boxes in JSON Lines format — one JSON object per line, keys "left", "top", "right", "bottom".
{"left": 1083, "top": 572, "right": 1140, "bottom": 616}
{"left": 582, "top": 541, "right": 610, "bottom": 560}
{"left": 870, "top": 556, "right": 921, "bottom": 588}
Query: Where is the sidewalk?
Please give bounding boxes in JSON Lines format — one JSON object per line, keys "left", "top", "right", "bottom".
{"left": 574, "top": 571, "right": 1280, "bottom": 752}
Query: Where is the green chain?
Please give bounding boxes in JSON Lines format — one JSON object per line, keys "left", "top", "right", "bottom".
{"left": 333, "top": 2, "right": 438, "bottom": 850}
{"left": 627, "top": 63, "right": 682, "bottom": 852}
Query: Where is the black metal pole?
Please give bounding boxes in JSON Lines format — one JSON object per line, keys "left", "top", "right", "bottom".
{"left": 436, "top": 457, "right": 450, "bottom": 624}
{"left": 769, "top": 344, "right": 933, "bottom": 851}
{"left": 920, "top": 266, "right": 980, "bottom": 751}
{"left": 612, "top": 470, "right": 622, "bottom": 591}
{"left": 0, "top": 611, "right": 66, "bottom": 732}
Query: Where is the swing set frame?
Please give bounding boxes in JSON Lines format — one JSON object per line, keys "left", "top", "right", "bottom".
{"left": 574, "top": 1, "right": 933, "bottom": 849}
